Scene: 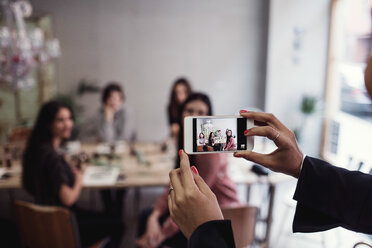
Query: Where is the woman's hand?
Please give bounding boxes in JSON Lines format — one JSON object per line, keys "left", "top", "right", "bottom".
{"left": 72, "top": 167, "right": 83, "bottom": 186}
{"left": 136, "top": 210, "right": 165, "bottom": 248}
{"left": 234, "top": 111, "right": 303, "bottom": 178}
{"left": 104, "top": 105, "right": 114, "bottom": 122}
{"left": 168, "top": 150, "right": 223, "bottom": 239}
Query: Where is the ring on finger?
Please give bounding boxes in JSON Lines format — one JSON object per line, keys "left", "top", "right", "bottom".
{"left": 169, "top": 185, "right": 174, "bottom": 194}
{"left": 273, "top": 132, "right": 280, "bottom": 142}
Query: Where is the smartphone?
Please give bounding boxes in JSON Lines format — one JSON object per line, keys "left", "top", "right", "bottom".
{"left": 184, "top": 116, "right": 254, "bottom": 154}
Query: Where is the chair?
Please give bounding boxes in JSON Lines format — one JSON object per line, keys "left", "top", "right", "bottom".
{"left": 221, "top": 205, "right": 258, "bottom": 248}
{"left": 14, "top": 200, "right": 109, "bottom": 248}
{"left": 8, "top": 127, "right": 32, "bottom": 143}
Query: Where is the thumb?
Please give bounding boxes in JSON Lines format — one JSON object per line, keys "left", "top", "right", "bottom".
{"left": 234, "top": 151, "right": 272, "bottom": 168}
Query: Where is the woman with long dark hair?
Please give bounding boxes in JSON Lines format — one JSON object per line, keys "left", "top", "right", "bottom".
{"left": 22, "top": 100, "right": 123, "bottom": 247}
{"left": 208, "top": 132, "right": 217, "bottom": 151}
{"left": 223, "top": 129, "right": 236, "bottom": 151}
{"left": 167, "top": 78, "right": 192, "bottom": 139}
{"left": 137, "top": 93, "right": 239, "bottom": 248}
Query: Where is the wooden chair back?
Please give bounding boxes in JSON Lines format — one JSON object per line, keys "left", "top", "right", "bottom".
{"left": 14, "top": 200, "right": 81, "bottom": 248}
{"left": 221, "top": 205, "right": 258, "bottom": 248}
{"left": 8, "top": 127, "right": 32, "bottom": 143}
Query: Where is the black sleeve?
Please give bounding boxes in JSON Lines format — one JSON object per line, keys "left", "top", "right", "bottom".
{"left": 168, "top": 105, "right": 178, "bottom": 125}
{"left": 293, "top": 156, "right": 372, "bottom": 234}
{"left": 188, "top": 220, "right": 236, "bottom": 248}
{"left": 45, "top": 151, "right": 72, "bottom": 197}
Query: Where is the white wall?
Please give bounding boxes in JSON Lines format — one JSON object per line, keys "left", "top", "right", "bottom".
{"left": 265, "top": 0, "right": 331, "bottom": 156}
{"left": 30, "top": 0, "right": 269, "bottom": 141}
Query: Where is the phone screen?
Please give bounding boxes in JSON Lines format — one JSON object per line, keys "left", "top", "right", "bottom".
{"left": 192, "top": 117, "right": 247, "bottom": 153}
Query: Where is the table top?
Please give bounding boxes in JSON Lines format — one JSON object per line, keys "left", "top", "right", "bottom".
{"left": 0, "top": 142, "right": 291, "bottom": 190}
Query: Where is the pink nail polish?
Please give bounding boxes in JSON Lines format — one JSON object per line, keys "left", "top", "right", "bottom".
{"left": 234, "top": 153, "right": 243, "bottom": 158}
{"left": 244, "top": 129, "right": 249, "bottom": 135}
{"left": 240, "top": 110, "right": 248, "bottom": 113}
{"left": 191, "top": 166, "right": 198, "bottom": 175}
{"left": 179, "top": 149, "right": 182, "bottom": 156}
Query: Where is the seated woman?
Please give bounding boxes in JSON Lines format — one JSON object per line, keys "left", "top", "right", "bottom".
{"left": 208, "top": 132, "right": 218, "bottom": 151}
{"left": 22, "top": 101, "right": 123, "bottom": 247}
{"left": 223, "top": 129, "right": 236, "bottom": 151}
{"left": 96, "top": 82, "right": 135, "bottom": 217}
{"left": 96, "top": 82, "right": 136, "bottom": 143}
{"left": 198, "top": 133, "right": 208, "bottom": 152}
{"left": 136, "top": 93, "right": 240, "bottom": 248}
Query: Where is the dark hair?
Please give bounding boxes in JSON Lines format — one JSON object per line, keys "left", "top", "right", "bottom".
{"left": 176, "top": 92, "right": 213, "bottom": 168}
{"left": 168, "top": 78, "right": 192, "bottom": 124}
{"left": 208, "top": 132, "right": 215, "bottom": 140}
{"left": 199, "top": 133, "right": 204, "bottom": 139}
{"left": 22, "top": 101, "right": 73, "bottom": 194}
{"left": 178, "top": 93, "right": 213, "bottom": 148}
{"left": 181, "top": 92, "right": 213, "bottom": 117}
{"left": 102, "top": 82, "right": 125, "bottom": 104}
{"left": 225, "top": 129, "right": 233, "bottom": 145}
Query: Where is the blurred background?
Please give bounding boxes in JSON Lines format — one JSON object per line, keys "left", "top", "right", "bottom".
{"left": 0, "top": 0, "right": 372, "bottom": 247}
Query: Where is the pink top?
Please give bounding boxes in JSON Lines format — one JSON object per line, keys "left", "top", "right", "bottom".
{"left": 154, "top": 153, "right": 240, "bottom": 238}
{"left": 224, "top": 137, "right": 236, "bottom": 151}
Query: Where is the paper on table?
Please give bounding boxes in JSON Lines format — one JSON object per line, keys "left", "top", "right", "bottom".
{"left": 96, "top": 142, "right": 126, "bottom": 154}
{"left": 83, "top": 166, "right": 120, "bottom": 186}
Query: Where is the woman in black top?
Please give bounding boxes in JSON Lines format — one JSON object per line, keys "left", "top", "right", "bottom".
{"left": 22, "top": 101, "right": 123, "bottom": 247}
{"left": 208, "top": 132, "right": 218, "bottom": 151}
{"left": 167, "top": 78, "right": 192, "bottom": 139}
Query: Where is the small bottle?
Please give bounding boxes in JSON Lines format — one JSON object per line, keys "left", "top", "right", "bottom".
{"left": 4, "top": 144, "right": 12, "bottom": 169}
{"left": 6, "top": 158, "right": 11, "bottom": 169}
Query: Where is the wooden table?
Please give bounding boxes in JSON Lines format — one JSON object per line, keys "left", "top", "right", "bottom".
{"left": 0, "top": 142, "right": 290, "bottom": 248}
{"left": 0, "top": 142, "right": 174, "bottom": 190}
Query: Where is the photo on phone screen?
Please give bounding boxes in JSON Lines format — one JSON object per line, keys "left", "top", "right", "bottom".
{"left": 192, "top": 117, "right": 247, "bottom": 153}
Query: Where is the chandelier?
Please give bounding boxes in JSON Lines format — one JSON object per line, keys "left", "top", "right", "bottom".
{"left": 0, "top": 0, "right": 60, "bottom": 91}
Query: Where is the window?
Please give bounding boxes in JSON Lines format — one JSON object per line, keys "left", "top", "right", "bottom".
{"left": 322, "top": 0, "right": 372, "bottom": 169}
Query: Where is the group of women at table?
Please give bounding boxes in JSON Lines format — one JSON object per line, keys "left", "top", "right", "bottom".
{"left": 198, "top": 129, "right": 236, "bottom": 152}
{"left": 21, "top": 78, "right": 241, "bottom": 248}
{"left": 21, "top": 59, "right": 372, "bottom": 248}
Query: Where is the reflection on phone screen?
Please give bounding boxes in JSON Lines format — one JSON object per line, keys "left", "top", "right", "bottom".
{"left": 192, "top": 118, "right": 247, "bottom": 153}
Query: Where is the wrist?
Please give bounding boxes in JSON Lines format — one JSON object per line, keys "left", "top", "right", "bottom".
{"left": 293, "top": 152, "right": 306, "bottom": 178}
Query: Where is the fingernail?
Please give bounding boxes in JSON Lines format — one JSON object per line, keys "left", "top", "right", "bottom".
{"left": 191, "top": 166, "right": 198, "bottom": 175}
{"left": 244, "top": 129, "right": 249, "bottom": 135}
{"left": 240, "top": 110, "right": 248, "bottom": 113}
{"left": 179, "top": 149, "right": 182, "bottom": 156}
{"left": 234, "top": 152, "right": 243, "bottom": 158}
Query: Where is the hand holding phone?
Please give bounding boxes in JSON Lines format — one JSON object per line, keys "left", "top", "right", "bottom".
{"left": 183, "top": 115, "right": 254, "bottom": 154}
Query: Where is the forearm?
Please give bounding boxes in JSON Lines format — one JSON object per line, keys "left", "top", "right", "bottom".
{"left": 293, "top": 156, "right": 372, "bottom": 233}
{"left": 161, "top": 217, "right": 179, "bottom": 238}
{"left": 59, "top": 181, "right": 82, "bottom": 207}
{"left": 153, "top": 188, "right": 170, "bottom": 215}
{"left": 100, "top": 121, "right": 115, "bottom": 142}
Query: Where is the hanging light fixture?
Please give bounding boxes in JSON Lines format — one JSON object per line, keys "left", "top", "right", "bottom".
{"left": 0, "top": 0, "right": 60, "bottom": 91}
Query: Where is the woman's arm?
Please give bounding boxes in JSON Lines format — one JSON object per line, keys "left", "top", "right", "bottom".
{"left": 168, "top": 151, "right": 227, "bottom": 242}
{"left": 97, "top": 109, "right": 115, "bottom": 142}
{"left": 225, "top": 137, "right": 236, "bottom": 151}
{"left": 188, "top": 220, "right": 235, "bottom": 248}
{"left": 59, "top": 168, "right": 83, "bottom": 207}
